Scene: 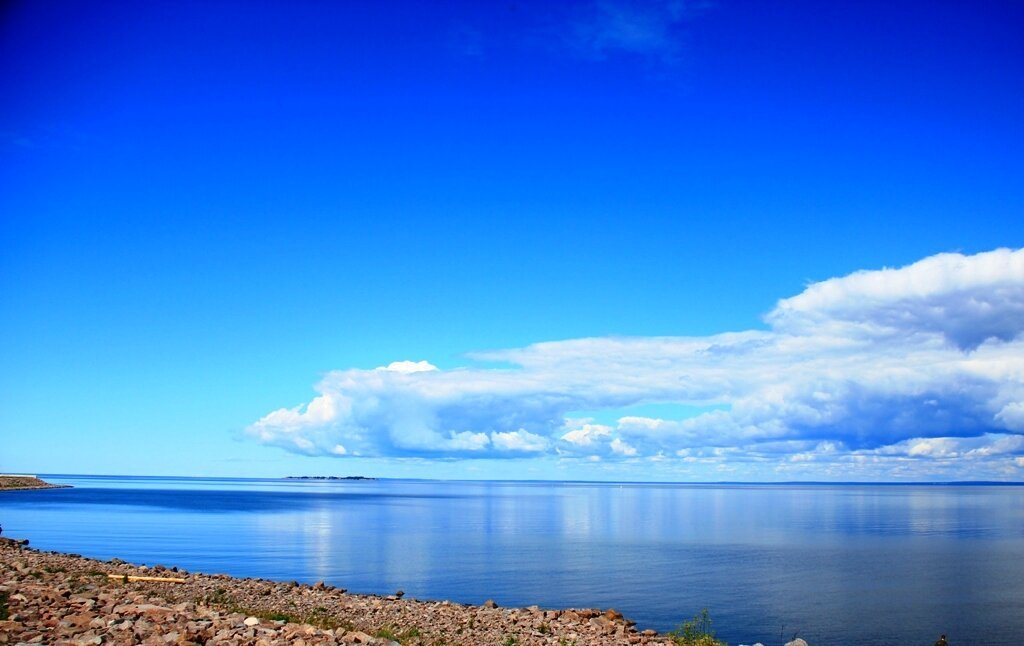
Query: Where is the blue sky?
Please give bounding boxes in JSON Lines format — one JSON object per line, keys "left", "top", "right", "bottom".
{"left": 2, "top": 0, "right": 1023, "bottom": 480}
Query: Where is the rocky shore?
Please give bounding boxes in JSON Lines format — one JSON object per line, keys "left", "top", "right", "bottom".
{"left": 0, "top": 476, "right": 70, "bottom": 492}
{"left": 0, "top": 537, "right": 675, "bottom": 645}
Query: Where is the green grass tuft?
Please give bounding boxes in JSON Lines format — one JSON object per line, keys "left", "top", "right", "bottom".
{"left": 669, "top": 608, "right": 727, "bottom": 646}
{"left": 376, "top": 625, "right": 398, "bottom": 639}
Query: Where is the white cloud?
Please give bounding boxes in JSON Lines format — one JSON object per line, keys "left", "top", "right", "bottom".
{"left": 560, "top": 419, "right": 613, "bottom": 446}
{"left": 610, "top": 437, "right": 638, "bottom": 456}
{"left": 247, "top": 248, "right": 1024, "bottom": 478}
{"left": 767, "top": 248, "right": 1024, "bottom": 350}
{"left": 380, "top": 360, "right": 439, "bottom": 374}
{"left": 996, "top": 402, "right": 1024, "bottom": 430}
{"left": 492, "top": 429, "right": 550, "bottom": 452}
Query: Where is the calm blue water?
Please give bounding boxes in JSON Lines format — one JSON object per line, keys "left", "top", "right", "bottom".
{"left": 2, "top": 476, "right": 1022, "bottom": 645}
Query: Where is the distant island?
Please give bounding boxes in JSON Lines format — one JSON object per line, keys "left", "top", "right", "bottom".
{"left": 0, "top": 475, "right": 71, "bottom": 491}
{"left": 284, "top": 475, "right": 376, "bottom": 481}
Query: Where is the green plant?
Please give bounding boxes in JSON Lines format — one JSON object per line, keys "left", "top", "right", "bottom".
{"left": 302, "top": 607, "right": 344, "bottom": 630}
{"left": 503, "top": 637, "right": 518, "bottom": 646}
{"left": 668, "top": 608, "right": 727, "bottom": 646}
{"left": 376, "top": 625, "right": 398, "bottom": 640}
{"left": 401, "top": 626, "right": 421, "bottom": 639}
{"left": 204, "top": 588, "right": 233, "bottom": 606}
{"left": 0, "top": 591, "right": 9, "bottom": 620}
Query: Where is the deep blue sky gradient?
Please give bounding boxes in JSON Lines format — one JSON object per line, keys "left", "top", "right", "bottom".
{"left": 2, "top": 0, "right": 1023, "bottom": 477}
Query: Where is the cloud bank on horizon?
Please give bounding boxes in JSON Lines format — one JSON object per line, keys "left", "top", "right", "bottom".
{"left": 248, "top": 248, "right": 1024, "bottom": 479}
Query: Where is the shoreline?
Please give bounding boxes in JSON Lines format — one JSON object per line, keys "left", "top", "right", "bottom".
{"left": 0, "top": 475, "right": 71, "bottom": 492}
{"left": 0, "top": 537, "right": 674, "bottom": 645}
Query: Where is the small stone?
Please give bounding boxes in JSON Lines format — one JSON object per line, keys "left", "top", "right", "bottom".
{"left": 244, "top": 616, "right": 260, "bottom": 627}
{"left": 483, "top": 599, "right": 498, "bottom": 609}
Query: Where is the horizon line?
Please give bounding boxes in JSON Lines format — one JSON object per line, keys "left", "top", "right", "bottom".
{"left": 33, "top": 473, "right": 1024, "bottom": 486}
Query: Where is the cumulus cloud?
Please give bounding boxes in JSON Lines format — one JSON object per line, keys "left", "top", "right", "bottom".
{"left": 560, "top": 419, "right": 613, "bottom": 446}
{"left": 248, "top": 248, "right": 1024, "bottom": 478}
{"left": 767, "top": 248, "right": 1024, "bottom": 350}
{"left": 381, "top": 360, "right": 439, "bottom": 374}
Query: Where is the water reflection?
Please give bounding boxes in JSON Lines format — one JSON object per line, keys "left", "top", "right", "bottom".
{"left": 2, "top": 477, "right": 1023, "bottom": 645}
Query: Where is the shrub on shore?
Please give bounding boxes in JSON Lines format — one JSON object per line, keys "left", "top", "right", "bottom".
{"left": 669, "top": 608, "right": 727, "bottom": 646}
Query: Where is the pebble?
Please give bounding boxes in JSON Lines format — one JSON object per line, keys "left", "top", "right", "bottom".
{"left": 0, "top": 537, "right": 673, "bottom": 645}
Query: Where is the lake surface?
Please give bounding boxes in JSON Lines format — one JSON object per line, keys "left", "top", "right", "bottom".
{"left": 2, "top": 476, "right": 1022, "bottom": 645}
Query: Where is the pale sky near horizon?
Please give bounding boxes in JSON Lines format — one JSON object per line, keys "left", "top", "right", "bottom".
{"left": 2, "top": 0, "right": 1024, "bottom": 480}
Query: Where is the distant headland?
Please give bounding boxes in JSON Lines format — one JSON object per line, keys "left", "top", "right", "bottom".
{"left": 284, "top": 475, "right": 376, "bottom": 481}
{"left": 0, "top": 475, "right": 71, "bottom": 491}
